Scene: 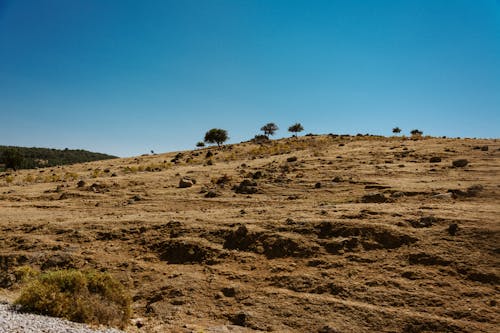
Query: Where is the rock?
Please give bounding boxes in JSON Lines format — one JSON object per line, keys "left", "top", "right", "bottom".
{"left": 361, "top": 193, "right": 388, "bottom": 203}
{"left": 221, "top": 286, "right": 237, "bottom": 297}
{"left": 429, "top": 156, "right": 441, "bottom": 163}
{"left": 286, "top": 156, "right": 298, "bottom": 162}
{"left": 204, "top": 190, "right": 219, "bottom": 198}
{"left": 466, "top": 184, "right": 483, "bottom": 196}
{"left": 318, "top": 325, "right": 340, "bottom": 333}
{"left": 233, "top": 180, "right": 258, "bottom": 194}
{"left": 390, "top": 191, "right": 405, "bottom": 198}
{"left": 481, "top": 145, "right": 489, "bottom": 151}
{"left": 179, "top": 177, "right": 196, "bottom": 188}
{"left": 432, "top": 192, "right": 454, "bottom": 199}
{"left": 77, "top": 180, "right": 85, "bottom": 188}
{"left": 131, "top": 195, "right": 142, "bottom": 201}
{"left": 448, "top": 223, "right": 459, "bottom": 236}
{"left": 230, "top": 311, "right": 249, "bottom": 327}
{"left": 332, "top": 176, "right": 343, "bottom": 183}
{"left": 409, "top": 216, "right": 440, "bottom": 228}
{"left": 314, "top": 182, "right": 322, "bottom": 189}
{"left": 452, "top": 159, "right": 468, "bottom": 168}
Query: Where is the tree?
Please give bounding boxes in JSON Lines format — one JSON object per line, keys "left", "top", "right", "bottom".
{"left": 260, "top": 123, "right": 279, "bottom": 137}
{"left": 288, "top": 123, "right": 304, "bottom": 137}
{"left": 392, "top": 127, "right": 401, "bottom": 135}
{"left": 1, "top": 148, "right": 24, "bottom": 170}
{"left": 410, "top": 129, "right": 423, "bottom": 137}
{"left": 204, "top": 128, "right": 228, "bottom": 147}
{"left": 196, "top": 141, "right": 205, "bottom": 148}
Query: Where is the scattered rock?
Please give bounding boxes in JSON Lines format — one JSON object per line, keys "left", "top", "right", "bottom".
{"left": 466, "top": 184, "right": 483, "bottom": 196}
{"left": 221, "top": 286, "right": 237, "bottom": 297}
{"left": 204, "top": 190, "right": 219, "bottom": 198}
{"left": 390, "top": 191, "right": 405, "bottom": 198}
{"left": 179, "top": 177, "right": 196, "bottom": 188}
{"left": 131, "top": 195, "right": 142, "bottom": 201}
{"left": 233, "top": 180, "right": 258, "bottom": 194}
{"left": 429, "top": 156, "right": 442, "bottom": 163}
{"left": 361, "top": 193, "right": 389, "bottom": 203}
{"left": 448, "top": 223, "right": 459, "bottom": 236}
{"left": 432, "top": 192, "right": 454, "bottom": 199}
{"left": 230, "top": 311, "right": 249, "bottom": 327}
{"left": 452, "top": 159, "right": 468, "bottom": 168}
{"left": 409, "top": 216, "right": 441, "bottom": 228}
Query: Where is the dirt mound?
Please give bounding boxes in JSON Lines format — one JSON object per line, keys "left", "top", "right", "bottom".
{"left": 316, "top": 221, "right": 417, "bottom": 250}
{"left": 152, "top": 239, "right": 219, "bottom": 264}
{"left": 223, "top": 225, "right": 317, "bottom": 258}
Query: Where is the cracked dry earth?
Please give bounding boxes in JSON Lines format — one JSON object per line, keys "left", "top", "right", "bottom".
{"left": 0, "top": 135, "right": 499, "bottom": 332}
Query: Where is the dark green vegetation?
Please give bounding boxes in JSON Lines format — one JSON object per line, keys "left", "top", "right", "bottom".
{"left": 0, "top": 146, "right": 117, "bottom": 171}
{"left": 204, "top": 128, "right": 229, "bottom": 147}
{"left": 15, "top": 269, "right": 131, "bottom": 328}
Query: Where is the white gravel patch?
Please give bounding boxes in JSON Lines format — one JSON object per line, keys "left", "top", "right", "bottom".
{"left": 0, "top": 303, "right": 125, "bottom": 333}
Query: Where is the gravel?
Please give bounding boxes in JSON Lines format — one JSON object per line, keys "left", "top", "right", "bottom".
{"left": 0, "top": 303, "right": 125, "bottom": 333}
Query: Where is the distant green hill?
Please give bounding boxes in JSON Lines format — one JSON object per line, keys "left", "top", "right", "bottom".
{"left": 0, "top": 146, "right": 117, "bottom": 170}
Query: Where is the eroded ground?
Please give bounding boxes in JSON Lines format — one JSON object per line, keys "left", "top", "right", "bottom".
{"left": 1, "top": 135, "right": 499, "bottom": 332}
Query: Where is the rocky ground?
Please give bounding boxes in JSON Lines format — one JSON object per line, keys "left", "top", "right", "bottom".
{"left": 0, "top": 135, "right": 498, "bottom": 332}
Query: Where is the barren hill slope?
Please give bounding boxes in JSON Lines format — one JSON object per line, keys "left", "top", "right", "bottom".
{"left": 1, "top": 135, "right": 499, "bottom": 332}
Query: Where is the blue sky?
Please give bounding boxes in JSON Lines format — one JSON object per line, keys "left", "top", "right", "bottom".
{"left": 0, "top": 0, "right": 499, "bottom": 157}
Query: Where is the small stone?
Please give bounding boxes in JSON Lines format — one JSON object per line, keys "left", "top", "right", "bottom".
{"left": 332, "top": 176, "right": 343, "bottom": 183}
{"left": 452, "top": 159, "right": 468, "bottom": 168}
{"left": 314, "top": 182, "right": 322, "bottom": 189}
{"left": 286, "top": 156, "right": 297, "bottom": 162}
{"left": 204, "top": 190, "right": 219, "bottom": 198}
{"left": 179, "top": 177, "right": 195, "bottom": 188}
{"left": 361, "top": 193, "right": 388, "bottom": 203}
{"left": 230, "top": 311, "right": 249, "bottom": 326}
{"left": 429, "top": 156, "right": 441, "bottom": 163}
{"left": 221, "top": 286, "right": 237, "bottom": 297}
{"left": 448, "top": 223, "right": 459, "bottom": 236}
{"left": 77, "top": 180, "right": 85, "bottom": 188}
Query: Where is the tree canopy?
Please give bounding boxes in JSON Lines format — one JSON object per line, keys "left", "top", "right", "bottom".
{"left": 204, "top": 128, "right": 228, "bottom": 146}
{"left": 261, "top": 123, "right": 279, "bottom": 137}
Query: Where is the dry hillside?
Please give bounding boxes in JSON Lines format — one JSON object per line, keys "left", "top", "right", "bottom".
{"left": 0, "top": 135, "right": 499, "bottom": 332}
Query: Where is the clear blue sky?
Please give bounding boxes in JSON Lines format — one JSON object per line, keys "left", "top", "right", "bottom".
{"left": 1, "top": 0, "right": 499, "bottom": 157}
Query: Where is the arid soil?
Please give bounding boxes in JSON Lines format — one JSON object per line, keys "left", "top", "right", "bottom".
{"left": 0, "top": 135, "right": 499, "bottom": 332}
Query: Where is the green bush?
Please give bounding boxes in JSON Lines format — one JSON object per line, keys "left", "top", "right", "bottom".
{"left": 15, "top": 269, "right": 131, "bottom": 328}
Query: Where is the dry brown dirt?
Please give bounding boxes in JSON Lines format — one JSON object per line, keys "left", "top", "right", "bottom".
{"left": 0, "top": 135, "right": 499, "bottom": 332}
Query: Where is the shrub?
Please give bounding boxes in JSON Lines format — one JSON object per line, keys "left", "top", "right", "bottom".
{"left": 196, "top": 141, "right": 205, "bottom": 148}
{"left": 204, "top": 128, "right": 228, "bottom": 147}
{"left": 410, "top": 129, "right": 423, "bottom": 137}
{"left": 252, "top": 134, "right": 270, "bottom": 144}
{"left": 15, "top": 269, "right": 131, "bottom": 328}
{"left": 392, "top": 127, "right": 401, "bottom": 135}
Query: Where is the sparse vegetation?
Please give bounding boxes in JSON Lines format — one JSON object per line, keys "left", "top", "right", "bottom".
{"left": 196, "top": 141, "right": 205, "bottom": 148}
{"left": 392, "top": 127, "right": 401, "bottom": 135}
{"left": 288, "top": 123, "right": 304, "bottom": 137}
{"left": 15, "top": 269, "right": 131, "bottom": 328}
{"left": 204, "top": 128, "right": 228, "bottom": 147}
